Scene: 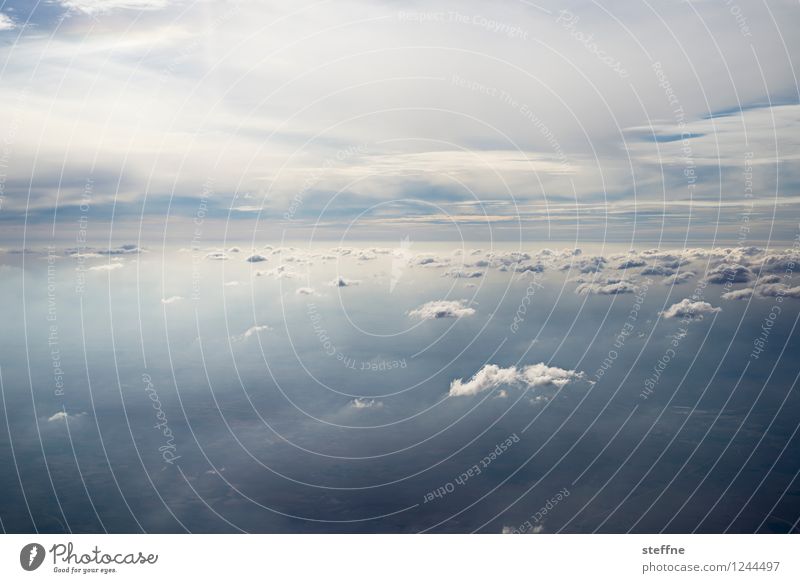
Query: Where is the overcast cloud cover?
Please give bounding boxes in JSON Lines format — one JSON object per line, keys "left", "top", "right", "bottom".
{"left": 0, "top": 0, "right": 799, "bottom": 243}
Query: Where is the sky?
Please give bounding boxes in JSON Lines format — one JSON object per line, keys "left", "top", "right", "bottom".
{"left": 0, "top": 1, "right": 799, "bottom": 535}
{"left": 0, "top": 0, "right": 799, "bottom": 244}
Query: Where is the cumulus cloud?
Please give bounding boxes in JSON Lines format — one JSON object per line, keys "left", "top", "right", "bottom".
{"left": 296, "top": 287, "right": 317, "bottom": 296}
{"left": 246, "top": 254, "right": 268, "bottom": 263}
{"left": 449, "top": 363, "right": 587, "bottom": 397}
{"left": 705, "top": 264, "right": 752, "bottom": 284}
{"left": 663, "top": 272, "right": 695, "bottom": 285}
{"left": 351, "top": 398, "right": 382, "bottom": 409}
{"left": 408, "top": 299, "right": 476, "bottom": 320}
{"left": 575, "top": 280, "right": 637, "bottom": 295}
{"left": 721, "top": 288, "right": 754, "bottom": 301}
{"left": 329, "top": 276, "right": 359, "bottom": 287}
{"left": 724, "top": 283, "right": 800, "bottom": 300}
{"left": 661, "top": 299, "right": 721, "bottom": 319}
{"left": 562, "top": 256, "right": 607, "bottom": 274}
{"left": 616, "top": 257, "right": 647, "bottom": 269}
{"left": 161, "top": 295, "right": 183, "bottom": 304}
{"left": 205, "top": 252, "right": 228, "bottom": 261}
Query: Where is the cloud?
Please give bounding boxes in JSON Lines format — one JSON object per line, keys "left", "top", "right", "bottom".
{"left": 295, "top": 287, "right": 317, "bottom": 296}
{"left": 757, "top": 283, "right": 800, "bottom": 298}
{"left": 616, "top": 258, "right": 647, "bottom": 269}
{"left": 161, "top": 296, "right": 183, "bottom": 304}
{"left": 47, "top": 411, "right": 86, "bottom": 422}
{"left": 234, "top": 324, "right": 271, "bottom": 341}
{"left": 724, "top": 283, "right": 800, "bottom": 300}
{"left": 661, "top": 299, "right": 721, "bottom": 319}
{"left": 89, "top": 262, "right": 123, "bottom": 271}
{"left": 721, "top": 288, "right": 754, "bottom": 301}
{"left": 663, "top": 272, "right": 695, "bottom": 285}
{"left": 57, "top": 0, "right": 170, "bottom": 14}
{"left": 98, "top": 244, "right": 140, "bottom": 255}
{"left": 224, "top": 281, "right": 242, "bottom": 287}
{"left": 0, "top": 13, "right": 17, "bottom": 31}
{"left": 408, "top": 300, "right": 476, "bottom": 320}
{"left": 575, "top": 280, "right": 637, "bottom": 295}
{"left": 445, "top": 269, "right": 484, "bottom": 279}
{"left": 351, "top": 398, "right": 382, "bottom": 409}
{"left": 329, "top": 276, "right": 359, "bottom": 287}
{"left": 246, "top": 254, "right": 268, "bottom": 263}
{"left": 705, "top": 264, "right": 752, "bottom": 284}
{"left": 449, "top": 363, "right": 587, "bottom": 397}
{"left": 205, "top": 252, "right": 228, "bottom": 261}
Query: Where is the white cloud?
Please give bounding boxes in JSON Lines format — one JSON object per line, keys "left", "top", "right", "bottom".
{"left": 449, "top": 363, "right": 587, "bottom": 397}
{"left": 232, "top": 325, "right": 271, "bottom": 341}
{"left": 246, "top": 254, "right": 268, "bottom": 263}
{"left": 161, "top": 295, "right": 183, "bottom": 304}
{"left": 0, "top": 13, "right": 16, "bottom": 31}
{"left": 205, "top": 252, "right": 228, "bottom": 261}
{"left": 723, "top": 283, "right": 800, "bottom": 300}
{"left": 575, "top": 279, "right": 637, "bottom": 295}
{"left": 721, "top": 288, "right": 754, "bottom": 301}
{"left": 408, "top": 300, "right": 476, "bottom": 320}
{"left": 57, "top": 0, "right": 170, "bottom": 15}
{"left": 296, "top": 287, "right": 317, "bottom": 296}
{"left": 351, "top": 398, "right": 382, "bottom": 409}
{"left": 89, "top": 262, "right": 123, "bottom": 271}
{"left": 47, "top": 411, "right": 86, "bottom": 422}
{"left": 663, "top": 272, "right": 695, "bottom": 286}
{"left": 662, "top": 299, "right": 721, "bottom": 319}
